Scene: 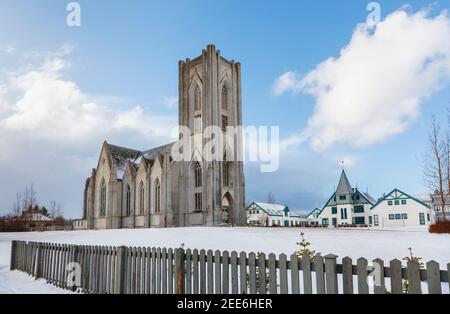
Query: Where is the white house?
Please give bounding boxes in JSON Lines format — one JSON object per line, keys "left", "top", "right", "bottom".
{"left": 370, "top": 189, "right": 432, "bottom": 228}
{"left": 317, "top": 170, "right": 376, "bottom": 227}
{"left": 246, "top": 202, "right": 308, "bottom": 227}
{"left": 306, "top": 208, "right": 322, "bottom": 226}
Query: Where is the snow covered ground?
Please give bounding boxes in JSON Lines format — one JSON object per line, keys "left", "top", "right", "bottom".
{"left": 1, "top": 227, "right": 449, "bottom": 293}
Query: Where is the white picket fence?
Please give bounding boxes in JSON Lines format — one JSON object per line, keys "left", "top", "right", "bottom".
{"left": 10, "top": 240, "right": 450, "bottom": 294}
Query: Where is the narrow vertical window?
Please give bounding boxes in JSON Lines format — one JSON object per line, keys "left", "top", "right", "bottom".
{"left": 100, "top": 178, "right": 107, "bottom": 217}
{"left": 195, "top": 85, "right": 202, "bottom": 111}
{"left": 223, "top": 155, "right": 230, "bottom": 187}
{"left": 221, "top": 85, "right": 228, "bottom": 111}
{"left": 195, "top": 192, "right": 202, "bottom": 211}
{"left": 126, "top": 184, "right": 131, "bottom": 216}
{"left": 195, "top": 162, "right": 202, "bottom": 187}
{"left": 155, "top": 179, "right": 161, "bottom": 213}
{"left": 139, "top": 181, "right": 145, "bottom": 215}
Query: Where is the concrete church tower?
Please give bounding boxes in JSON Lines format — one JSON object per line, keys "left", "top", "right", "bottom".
{"left": 76, "top": 45, "right": 246, "bottom": 231}
{"left": 177, "top": 45, "right": 246, "bottom": 226}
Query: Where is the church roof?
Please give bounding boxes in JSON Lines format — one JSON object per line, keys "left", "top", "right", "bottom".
{"left": 104, "top": 141, "right": 176, "bottom": 179}
{"left": 336, "top": 170, "right": 352, "bottom": 195}
{"left": 142, "top": 142, "right": 175, "bottom": 161}
{"left": 106, "top": 143, "right": 142, "bottom": 178}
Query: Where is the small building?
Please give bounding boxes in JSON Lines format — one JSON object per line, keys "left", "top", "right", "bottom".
{"left": 306, "top": 208, "right": 322, "bottom": 226}
{"left": 370, "top": 189, "right": 433, "bottom": 228}
{"left": 246, "top": 202, "right": 308, "bottom": 227}
{"left": 317, "top": 170, "right": 376, "bottom": 227}
{"left": 430, "top": 192, "right": 450, "bottom": 223}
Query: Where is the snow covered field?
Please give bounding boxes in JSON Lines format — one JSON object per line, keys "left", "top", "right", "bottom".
{"left": 1, "top": 227, "right": 449, "bottom": 293}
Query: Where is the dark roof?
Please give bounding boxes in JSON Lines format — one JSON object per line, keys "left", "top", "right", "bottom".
{"left": 142, "top": 142, "right": 175, "bottom": 161}
{"left": 105, "top": 142, "right": 176, "bottom": 178}
{"left": 336, "top": 170, "right": 352, "bottom": 195}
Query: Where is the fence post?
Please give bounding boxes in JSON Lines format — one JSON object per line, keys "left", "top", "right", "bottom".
{"left": 324, "top": 254, "right": 338, "bottom": 294}
{"left": 114, "top": 246, "right": 127, "bottom": 294}
{"left": 175, "top": 247, "right": 185, "bottom": 294}
{"left": 10, "top": 240, "right": 17, "bottom": 271}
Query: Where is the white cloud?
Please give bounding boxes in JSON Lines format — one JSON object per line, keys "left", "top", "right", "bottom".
{"left": 0, "top": 47, "right": 177, "bottom": 216}
{"left": 3, "top": 46, "right": 15, "bottom": 54}
{"left": 0, "top": 49, "right": 175, "bottom": 143}
{"left": 163, "top": 96, "right": 178, "bottom": 108}
{"left": 275, "top": 9, "right": 450, "bottom": 151}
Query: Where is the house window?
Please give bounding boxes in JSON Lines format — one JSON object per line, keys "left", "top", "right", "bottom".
{"left": 332, "top": 218, "right": 337, "bottom": 226}
{"left": 195, "top": 162, "right": 202, "bottom": 187}
{"left": 272, "top": 220, "right": 275, "bottom": 225}
{"left": 139, "top": 181, "right": 145, "bottom": 215}
{"left": 369, "top": 216, "right": 373, "bottom": 225}
{"left": 395, "top": 200, "right": 400, "bottom": 206}
{"left": 374, "top": 215, "right": 379, "bottom": 226}
{"left": 341, "top": 208, "right": 348, "bottom": 220}
{"left": 100, "top": 179, "right": 107, "bottom": 217}
{"left": 354, "top": 205, "right": 365, "bottom": 213}
{"left": 395, "top": 214, "right": 401, "bottom": 220}
{"left": 195, "top": 193, "right": 202, "bottom": 211}
{"left": 322, "top": 218, "right": 329, "bottom": 226}
{"left": 339, "top": 195, "right": 347, "bottom": 201}
{"left": 155, "top": 179, "right": 161, "bottom": 213}
{"left": 401, "top": 200, "right": 407, "bottom": 205}
{"left": 419, "top": 213, "right": 426, "bottom": 225}
{"left": 331, "top": 207, "right": 337, "bottom": 215}
{"left": 388, "top": 201, "right": 393, "bottom": 206}
{"left": 389, "top": 214, "right": 395, "bottom": 220}
{"left": 402, "top": 214, "right": 408, "bottom": 220}
{"left": 126, "top": 184, "right": 132, "bottom": 216}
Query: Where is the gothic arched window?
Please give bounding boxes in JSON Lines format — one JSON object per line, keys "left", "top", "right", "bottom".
{"left": 139, "top": 181, "right": 145, "bottom": 215}
{"left": 155, "top": 178, "right": 161, "bottom": 213}
{"left": 100, "top": 179, "right": 107, "bottom": 217}
{"left": 195, "top": 162, "right": 202, "bottom": 187}
{"left": 195, "top": 85, "right": 202, "bottom": 112}
{"left": 223, "top": 155, "right": 230, "bottom": 187}
{"left": 126, "top": 184, "right": 131, "bottom": 216}
{"left": 221, "top": 85, "right": 228, "bottom": 111}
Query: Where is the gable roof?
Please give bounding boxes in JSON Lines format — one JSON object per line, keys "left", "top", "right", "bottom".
{"left": 307, "top": 208, "right": 322, "bottom": 218}
{"left": 371, "top": 188, "right": 431, "bottom": 210}
{"left": 248, "top": 202, "right": 301, "bottom": 218}
{"left": 336, "top": 170, "right": 352, "bottom": 195}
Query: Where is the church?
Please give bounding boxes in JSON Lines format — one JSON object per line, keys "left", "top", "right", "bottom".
{"left": 73, "top": 45, "right": 246, "bottom": 230}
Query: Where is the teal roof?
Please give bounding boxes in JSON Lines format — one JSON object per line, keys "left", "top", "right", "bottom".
{"left": 371, "top": 188, "right": 431, "bottom": 210}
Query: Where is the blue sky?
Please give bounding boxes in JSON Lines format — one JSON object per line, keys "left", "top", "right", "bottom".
{"left": 0, "top": 0, "right": 449, "bottom": 217}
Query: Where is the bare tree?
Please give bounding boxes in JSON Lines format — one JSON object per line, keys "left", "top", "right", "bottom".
{"left": 424, "top": 116, "right": 447, "bottom": 222}
{"left": 22, "top": 184, "right": 38, "bottom": 210}
{"left": 267, "top": 192, "right": 276, "bottom": 204}
{"left": 11, "top": 192, "right": 22, "bottom": 216}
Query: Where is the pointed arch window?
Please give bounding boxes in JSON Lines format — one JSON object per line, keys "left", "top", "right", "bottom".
{"left": 221, "top": 85, "right": 228, "bottom": 111}
{"left": 100, "top": 179, "right": 107, "bottom": 217}
{"left": 195, "top": 162, "right": 202, "bottom": 187}
{"left": 155, "top": 178, "right": 161, "bottom": 213}
{"left": 223, "top": 155, "right": 230, "bottom": 187}
{"left": 195, "top": 85, "right": 202, "bottom": 112}
{"left": 139, "top": 181, "right": 145, "bottom": 215}
{"left": 126, "top": 184, "right": 132, "bottom": 216}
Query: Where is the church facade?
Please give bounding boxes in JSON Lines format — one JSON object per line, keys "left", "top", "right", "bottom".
{"left": 73, "top": 45, "right": 246, "bottom": 230}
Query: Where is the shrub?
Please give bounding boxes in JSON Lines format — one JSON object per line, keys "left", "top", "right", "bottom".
{"left": 429, "top": 222, "right": 450, "bottom": 234}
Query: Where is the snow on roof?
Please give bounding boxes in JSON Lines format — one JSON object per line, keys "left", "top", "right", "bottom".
{"left": 26, "top": 213, "right": 53, "bottom": 222}
{"left": 254, "top": 202, "right": 301, "bottom": 217}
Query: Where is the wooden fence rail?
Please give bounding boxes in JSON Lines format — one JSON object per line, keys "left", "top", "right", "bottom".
{"left": 9, "top": 240, "right": 450, "bottom": 294}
